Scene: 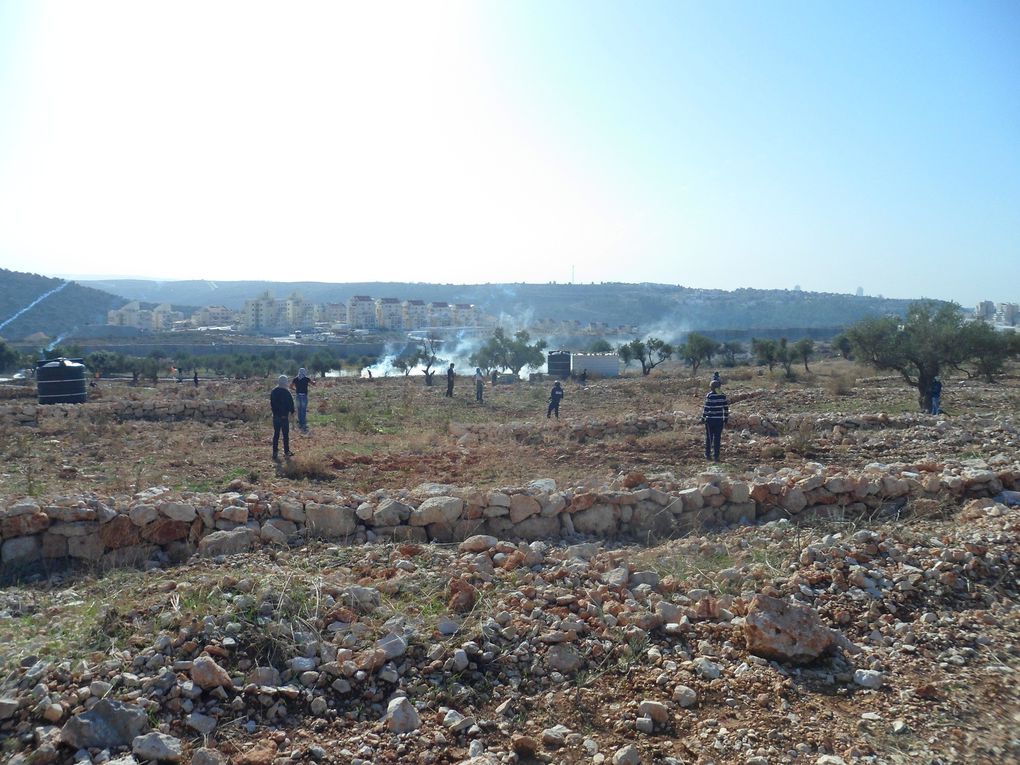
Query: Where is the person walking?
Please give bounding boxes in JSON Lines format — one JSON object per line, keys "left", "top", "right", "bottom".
{"left": 291, "top": 367, "right": 315, "bottom": 433}
{"left": 547, "top": 380, "right": 564, "bottom": 418}
{"left": 474, "top": 367, "right": 485, "bottom": 402}
{"left": 446, "top": 363, "right": 455, "bottom": 397}
{"left": 270, "top": 375, "right": 296, "bottom": 460}
{"left": 929, "top": 376, "right": 942, "bottom": 415}
{"left": 193, "top": 370, "right": 199, "bottom": 387}
{"left": 701, "top": 379, "right": 729, "bottom": 462}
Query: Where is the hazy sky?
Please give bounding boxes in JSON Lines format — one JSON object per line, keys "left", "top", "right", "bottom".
{"left": 0, "top": 1, "right": 1017, "bottom": 304}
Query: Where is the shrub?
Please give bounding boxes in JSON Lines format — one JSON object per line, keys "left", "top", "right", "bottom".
{"left": 825, "top": 372, "right": 856, "bottom": 396}
{"left": 280, "top": 454, "right": 334, "bottom": 481}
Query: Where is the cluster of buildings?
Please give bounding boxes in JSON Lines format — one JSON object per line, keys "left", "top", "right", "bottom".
{"left": 107, "top": 292, "right": 488, "bottom": 334}
{"left": 974, "top": 300, "right": 1019, "bottom": 327}
{"left": 530, "top": 317, "right": 639, "bottom": 336}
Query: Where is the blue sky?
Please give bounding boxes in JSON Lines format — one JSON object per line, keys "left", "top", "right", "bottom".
{"left": 0, "top": 1, "right": 1016, "bottom": 305}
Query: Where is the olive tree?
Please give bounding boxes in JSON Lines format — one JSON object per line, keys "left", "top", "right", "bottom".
{"left": 847, "top": 300, "right": 971, "bottom": 412}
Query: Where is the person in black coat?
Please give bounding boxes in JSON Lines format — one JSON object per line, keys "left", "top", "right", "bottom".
{"left": 270, "top": 375, "right": 296, "bottom": 460}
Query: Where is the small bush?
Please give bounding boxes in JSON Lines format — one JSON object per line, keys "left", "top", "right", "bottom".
{"left": 280, "top": 454, "right": 334, "bottom": 481}
{"left": 825, "top": 371, "right": 856, "bottom": 396}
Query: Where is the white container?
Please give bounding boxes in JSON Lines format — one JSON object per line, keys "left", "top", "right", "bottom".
{"left": 570, "top": 352, "right": 620, "bottom": 378}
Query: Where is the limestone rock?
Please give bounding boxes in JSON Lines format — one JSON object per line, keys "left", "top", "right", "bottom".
{"left": 197, "top": 527, "right": 255, "bottom": 557}
{"left": 60, "top": 699, "right": 149, "bottom": 750}
{"left": 132, "top": 731, "right": 183, "bottom": 762}
{"left": 459, "top": 534, "right": 497, "bottom": 553}
{"left": 191, "top": 655, "right": 233, "bottom": 689}
{"left": 305, "top": 503, "right": 357, "bottom": 538}
{"left": 744, "top": 594, "right": 838, "bottom": 664}
{"left": 385, "top": 696, "right": 421, "bottom": 733}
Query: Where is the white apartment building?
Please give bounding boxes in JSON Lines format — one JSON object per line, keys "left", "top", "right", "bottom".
{"left": 375, "top": 298, "right": 404, "bottom": 330}
{"left": 427, "top": 301, "right": 453, "bottom": 327}
{"left": 348, "top": 296, "right": 377, "bottom": 329}
{"left": 403, "top": 300, "right": 427, "bottom": 329}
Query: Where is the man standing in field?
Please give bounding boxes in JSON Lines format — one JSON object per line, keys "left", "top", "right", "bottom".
{"left": 271, "top": 375, "right": 295, "bottom": 460}
{"left": 547, "top": 380, "right": 564, "bottom": 418}
{"left": 701, "top": 378, "right": 729, "bottom": 462}
{"left": 474, "top": 367, "right": 485, "bottom": 402}
{"left": 291, "top": 367, "right": 315, "bottom": 433}
{"left": 446, "top": 362, "right": 455, "bottom": 397}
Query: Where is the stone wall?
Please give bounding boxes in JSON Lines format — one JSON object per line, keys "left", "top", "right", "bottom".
{"left": 0, "top": 400, "right": 257, "bottom": 427}
{"left": 2, "top": 458, "right": 1016, "bottom": 579}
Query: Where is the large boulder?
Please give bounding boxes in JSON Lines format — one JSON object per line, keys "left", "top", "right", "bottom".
{"left": 410, "top": 496, "right": 464, "bottom": 526}
{"left": 60, "top": 699, "right": 149, "bottom": 749}
{"left": 744, "top": 594, "right": 838, "bottom": 664}
{"left": 305, "top": 503, "right": 357, "bottom": 538}
{"left": 197, "top": 527, "right": 255, "bottom": 557}
{"left": 571, "top": 504, "right": 617, "bottom": 535}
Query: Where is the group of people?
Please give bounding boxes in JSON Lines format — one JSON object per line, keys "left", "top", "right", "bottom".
{"left": 269, "top": 366, "right": 732, "bottom": 463}
{"left": 445, "top": 363, "right": 487, "bottom": 403}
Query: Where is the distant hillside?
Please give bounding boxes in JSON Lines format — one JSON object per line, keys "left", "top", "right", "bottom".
{"left": 82, "top": 278, "right": 918, "bottom": 333}
{"left": 0, "top": 269, "right": 125, "bottom": 342}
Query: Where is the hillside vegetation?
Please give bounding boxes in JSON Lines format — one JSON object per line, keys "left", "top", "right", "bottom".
{"left": 82, "top": 278, "right": 917, "bottom": 332}
{"left": 0, "top": 269, "right": 125, "bottom": 342}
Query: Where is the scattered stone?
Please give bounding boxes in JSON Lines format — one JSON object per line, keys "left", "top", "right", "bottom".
{"left": 385, "top": 697, "right": 421, "bottom": 733}
{"left": 132, "top": 732, "right": 183, "bottom": 762}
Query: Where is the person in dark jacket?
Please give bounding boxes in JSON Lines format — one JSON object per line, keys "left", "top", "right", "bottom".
{"left": 291, "top": 367, "right": 315, "bottom": 432}
{"left": 446, "top": 363, "right": 455, "bottom": 397}
{"left": 547, "top": 381, "right": 564, "bottom": 418}
{"left": 270, "top": 375, "right": 296, "bottom": 460}
{"left": 701, "top": 379, "right": 729, "bottom": 462}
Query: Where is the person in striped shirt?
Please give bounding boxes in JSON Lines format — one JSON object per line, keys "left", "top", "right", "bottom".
{"left": 701, "top": 379, "right": 729, "bottom": 462}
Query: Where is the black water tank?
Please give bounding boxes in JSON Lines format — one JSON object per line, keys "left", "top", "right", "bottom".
{"left": 547, "top": 350, "right": 571, "bottom": 379}
{"left": 37, "top": 358, "right": 87, "bottom": 404}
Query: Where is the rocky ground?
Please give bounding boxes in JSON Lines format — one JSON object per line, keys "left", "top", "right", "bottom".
{"left": 1, "top": 362, "right": 1019, "bottom": 764}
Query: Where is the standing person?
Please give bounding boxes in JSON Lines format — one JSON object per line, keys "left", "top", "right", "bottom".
{"left": 579, "top": 369, "right": 588, "bottom": 385}
{"left": 270, "top": 375, "right": 296, "bottom": 460}
{"left": 547, "top": 380, "right": 564, "bottom": 418}
{"left": 446, "top": 363, "right": 455, "bottom": 397}
{"left": 929, "top": 376, "right": 942, "bottom": 415}
{"left": 291, "top": 367, "right": 315, "bottom": 433}
{"left": 712, "top": 371, "right": 721, "bottom": 384}
{"left": 193, "top": 369, "right": 199, "bottom": 387}
{"left": 491, "top": 369, "right": 499, "bottom": 386}
{"left": 474, "top": 367, "right": 485, "bottom": 402}
{"left": 701, "top": 379, "right": 729, "bottom": 462}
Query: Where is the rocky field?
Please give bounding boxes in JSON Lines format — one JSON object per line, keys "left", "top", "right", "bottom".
{"left": 1, "top": 361, "right": 1018, "bottom": 765}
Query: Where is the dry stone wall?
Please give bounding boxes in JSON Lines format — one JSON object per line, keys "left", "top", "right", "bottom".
{"left": 2, "top": 458, "right": 1016, "bottom": 579}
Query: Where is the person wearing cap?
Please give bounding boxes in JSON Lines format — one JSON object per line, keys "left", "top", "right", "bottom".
{"left": 701, "top": 378, "right": 729, "bottom": 462}
{"left": 291, "top": 367, "right": 315, "bottom": 433}
{"left": 271, "top": 375, "right": 296, "bottom": 460}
